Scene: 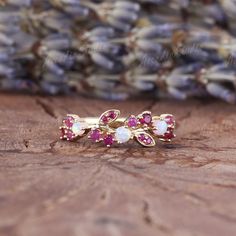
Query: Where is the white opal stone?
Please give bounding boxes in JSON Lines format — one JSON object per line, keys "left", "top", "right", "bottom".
{"left": 153, "top": 120, "right": 168, "bottom": 136}
{"left": 72, "top": 122, "right": 84, "bottom": 136}
{"left": 115, "top": 126, "right": 132, "bottom": 143}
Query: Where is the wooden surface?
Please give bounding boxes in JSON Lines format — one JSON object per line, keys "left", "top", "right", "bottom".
{"left": 0, "top": 94, "right": 236, "bottom": 236}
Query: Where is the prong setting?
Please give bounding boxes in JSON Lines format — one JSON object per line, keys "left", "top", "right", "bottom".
{"left": 60, "top": 110, "right": 176, "bottom": 147}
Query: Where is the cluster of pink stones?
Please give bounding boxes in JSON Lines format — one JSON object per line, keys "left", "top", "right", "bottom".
{"left": 98, "top": 110, "right": 118, "bottom": 146}
{"left": 127, "top": 112, "right": 152, "bottom": 128}
{"left": 89, "top": 129, "right": 114, "bottom": 147}
{"left": 60, "top": 116, "right": 76, "bottom": 141}
{"left": 137, "top": 133, "right": 153, "bottom": 146}
{"left": 101, "top": 110, "right": 117, "bottom": 124}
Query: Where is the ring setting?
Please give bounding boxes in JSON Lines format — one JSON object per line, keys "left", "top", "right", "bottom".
{"left": 59, "top": 109, "right": 176, "bottom": 147}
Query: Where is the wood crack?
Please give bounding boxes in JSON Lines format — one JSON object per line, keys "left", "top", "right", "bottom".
{"left": 142, "top": 200, "right": 172, "bottom": 233}
{"left": 107, "top": 162, "right": 172, "bottom": 192}
{"left": 35, "top": 98, "right": 57, "bottom": 119}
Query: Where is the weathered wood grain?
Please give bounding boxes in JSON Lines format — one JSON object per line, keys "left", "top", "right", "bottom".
{"left": 0, "top": 94, "right": 236, "bottom": 236}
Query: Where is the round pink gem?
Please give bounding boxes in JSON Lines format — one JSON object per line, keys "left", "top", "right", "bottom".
{"left": 64, "top": 116, "right": 74, "bottom": 128}
{"left": 139, "top": 118, "right": 145, "bottom": 124}
{"left": 103, "top": 134, "right": 114, "bottom": 147}
{"left": 90, "top": 129, "right": 101, "bottom": 142}
{"left": 143, "top": 113, "right": 152, "bottom": 124}
{"left": 128, "top": 117, "right": 138, "bottom": 127}
{"left": 65, "top": 130, "right": 74, "bottom": 141}
{"left": 139, "top": 113, "right": 152, "bottom": 125}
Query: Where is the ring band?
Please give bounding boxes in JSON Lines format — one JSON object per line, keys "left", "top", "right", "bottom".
{"left": 59, "top": 109, "right": 176, "bottom": 147}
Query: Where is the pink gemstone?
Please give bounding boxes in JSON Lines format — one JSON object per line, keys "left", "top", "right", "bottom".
{"left": 138, "top": 134, "right": 146, "bottom": 141}
{"left": 64, "top": 116, "right": 74, "bottom": 128}
{"left": 103, "top": 134, "right": 114, "bottom": 147}
{"left": 90, "top": 129, "right": 101, "bottom": 142}
{"left": 165, "top": 115, "right": 175, "bottom": 125}
{"left": 128, "top": 117, "right": 138, "bottom": 127}
{"left": 138, "top": 134, "right": 152, "bottom": 144}
{"left": 109, "top": 111, "right": 116, "bottom": 119}
{"left": 139, "top": 113, "right": 152, "bottom": 125}
{"left": 65, "top": 130, "right": 75, "bottom": 141}
{"left": 102, "top": 116, "right": 109, "bottom": 124}
{"left": 143, "top": 113, "right": 152, "bottom": 124}
{"left": 163, "top": 129, "right": 175, "bottom": 140}
{"left": 146, "top": 137, "right": 152, "bottom": 145}
{"left": 139, "top": 117, "right": 145, "bottom": 124}
{"left": 164, "top": 133, "right": 173, "bottom": 140}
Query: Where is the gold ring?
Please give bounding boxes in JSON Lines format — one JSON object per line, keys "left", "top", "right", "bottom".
{"left": 59, "top": 109, "right": 176, "bottom": 147}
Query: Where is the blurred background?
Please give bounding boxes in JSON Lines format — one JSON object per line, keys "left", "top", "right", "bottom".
{"left": 1, "top": 0, "right": 236, "bottom": 103}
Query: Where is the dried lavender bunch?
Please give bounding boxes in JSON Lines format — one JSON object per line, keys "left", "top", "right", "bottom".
{"left": 1, "top": 0, "right": 236, "bottom": 103}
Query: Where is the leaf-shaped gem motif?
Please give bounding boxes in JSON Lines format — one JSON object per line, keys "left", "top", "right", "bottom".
{"left": 99, "top": 109, "right": 120, "bottom": 125}
{"left": 135, "top": 132, "right": 156, "bottom": 147}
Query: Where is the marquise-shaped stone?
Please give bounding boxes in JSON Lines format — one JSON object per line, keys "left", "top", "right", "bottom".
{"left": 99, "top": 109, "right": 120, "bottom": 125}
{"left": 135, "top": 132, "right": 156, "bottom": 147}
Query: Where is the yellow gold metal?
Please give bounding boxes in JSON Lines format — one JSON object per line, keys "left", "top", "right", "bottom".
{"left": 60, "top": 109, "right": 176, "bottom": 147}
